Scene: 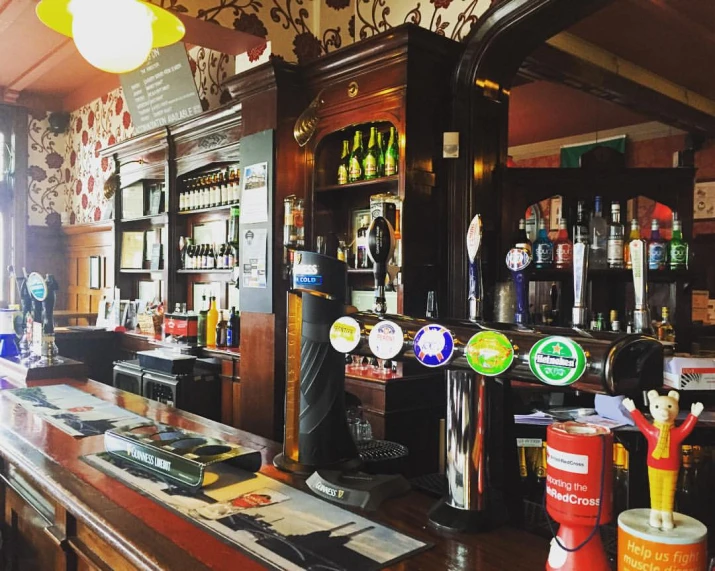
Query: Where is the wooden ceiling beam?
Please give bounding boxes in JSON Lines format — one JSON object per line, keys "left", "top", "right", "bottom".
{"left": 6, "top": 38, "right": 76, "bottom": 93}
{"left": 520, "top": 33, "right": 715, "bottom": 135}
{"left": 0, "top": 0, "right": 33, "bottom": 35}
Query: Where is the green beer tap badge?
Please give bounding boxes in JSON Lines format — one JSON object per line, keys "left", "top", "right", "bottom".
{"left": 465, "top": 331, "right": 514, "bottom": 376}
{"left": 528, "top": 336, "right": 587, "bottom": 386}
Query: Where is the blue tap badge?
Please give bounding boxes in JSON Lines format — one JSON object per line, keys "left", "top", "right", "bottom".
{"left": 413, "top": 324, "right": 455, "bottom": 368}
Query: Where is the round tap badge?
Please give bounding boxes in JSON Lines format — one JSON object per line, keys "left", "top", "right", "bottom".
{"left": 329, "top": 317, "right": 361, "bottom": 354}
{"left": 368, "top": 320, "right": 404, "bottom": 360}
{"left": 465, "top": 331, "right": 514, "bottom": 377}
{"left": 506, "top": 247, "right": 531, "bottom": 272}
{"left": 413, "top": 324, "right": 455, "bottom": 368}
{"left": 529, "top": 336, "right": 587, "bottom": 386}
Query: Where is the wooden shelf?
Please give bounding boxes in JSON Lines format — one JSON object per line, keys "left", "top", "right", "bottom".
{"left": 347, "top": 268, "right": 374, "bottom": 274}
{"left": 529, "top": 267, "right": 694, "bottom": 282}
{"left": 120, "top": 213, "right": 168, "bottom": 224}
{"left": 176, "top": 269, "right": 234, "bottom": 274}
{"left": 315, "top": 175, "right": 398, "bottom": 193}
{"left": 178, "top": 204, "right": 237, "bottom": 215}
{"left": 119, "top": 269, "right": 164, "bottom": 274}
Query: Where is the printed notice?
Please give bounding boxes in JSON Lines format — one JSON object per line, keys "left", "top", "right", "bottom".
{"left": 242, "top": 228, "right": 267, "bottom": 289}
{"left": 119, "top": 43, "right": 202, "bottom": 134}
{"left": 240, "top": 162, "right": 269, "bottom": 223}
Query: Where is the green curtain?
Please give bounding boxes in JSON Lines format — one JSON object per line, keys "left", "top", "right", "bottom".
{"left": 560, "top": 135, "right": 626, "bottom": 168}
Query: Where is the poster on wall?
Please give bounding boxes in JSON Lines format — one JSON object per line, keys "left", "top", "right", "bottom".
{"left": 694, "top": 180, "right": 715, "bottom": 219}
{"left": 119, "top": 43, "right": 202, "bottom": 134}
{"left": 242, "top": 228, "right": 267, "bottom": 289}
{"left": 241, "top": 162, "right": 269, "bottom": 224}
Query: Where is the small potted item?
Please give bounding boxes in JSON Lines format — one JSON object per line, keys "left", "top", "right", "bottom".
{"left": 622, "top": 390, "right": 703, "bottom": 530}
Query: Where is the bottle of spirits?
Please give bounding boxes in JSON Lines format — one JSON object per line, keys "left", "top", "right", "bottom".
{"left": 206, "top": 296, "right": 219, "bottom": 346}
{"left": 610, "top": 309, "right": 621, "bottom": 332}
{"left": 384, "top": 126, "right": 398, "bottom": 176}
{"left": 197, "top": 294, "right": 208, "bottom": 346}
{"left": 377, "top": 131, "right": 385, "bottom": 177}
{"left": 589, "top": 195, "right": 608, "bottom": 269}
{"left": 553, "top": 219, "right": 573, "bottom": 269}
{"left": 356, "top": 215, "right": 371, "bottom": 269}
{"left": 337, "top": 139, "right": 350, "bottom": 185}
{"left": 574, "top": 200, "right": 589, "bottom": 245}
{"left": 669, "top": 212, "right": 689, "bottom": 270}
{"left": 216, "top": 310, "right": 228, "bottom": 348}
{"left": 607, "top": 201, "right": 625, "bottom": 268}
{"left": 648, "top": 219, "right": 667, "bottom": 270}
{"left": 348, "top": 131, "right": 364, "bottom": 183}
{"left": 227, "top": 307, "right": 240, "bottom": 348}
{"left": 363, "top": 126, "right": 379, "bottom": 180}
{"left": 533, "top": 219, "right": 553, "bottom": 269}
{"left": 515, "top": 218, "right": 532, "bottom": 254}
{"left": 677, "top": 445, "right": 695, "bottom": 517}
{"left": 658, "top": 306, "right": 675, "bottom": 342}
{"left": 624, "top": 219, "right": 640, "bottom": 269}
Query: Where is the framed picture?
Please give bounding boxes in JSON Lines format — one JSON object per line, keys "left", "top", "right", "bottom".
{"left": 89, "top": 256, "right": 101, "bottom": 289}
{"left": 694, "top": 180, "right": 715, "bottom": 220}
{"left": 96, "top": 297, "right": 112, "bottom": 328}
{"left": 121, "top": 183, "right": 146, "bottom": 219}
{"left": 121, "top": 231, "right": 145, "bottom": 269}
{"left": 148, "top": 183, "right": 165, "bottom": 215}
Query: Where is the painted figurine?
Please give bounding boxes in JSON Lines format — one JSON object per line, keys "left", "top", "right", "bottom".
{"left": 622, "top": 390, "right": 703, "bottom": 530}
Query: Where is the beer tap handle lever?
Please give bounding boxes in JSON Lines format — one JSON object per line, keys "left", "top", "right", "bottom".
{"left": 467, "top": 214, "right": 483, "bottom": 322}
{"left": 630, "top": 239, "right": 652, "bottom": 334}
{"left": 367, "top": 216, "right": 395, "bottom": 315}
{"left": 572, "top": 242, "right": 589, "bottom": 328}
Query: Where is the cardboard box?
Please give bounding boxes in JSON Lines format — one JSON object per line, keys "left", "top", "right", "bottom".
{"left": 664, "top": 356, "right": 715, "bottom": 390}
{"left": 692, "top": 306, "right": 709, "bottom": 325}
{"left": 692, "top": 290, "right": 709, "bottom": 309}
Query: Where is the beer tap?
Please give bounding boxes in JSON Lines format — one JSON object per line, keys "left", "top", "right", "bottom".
{"left": 467, "top": 214, "right": 483, "bottom": 321}
{"left": 506, "top": 236, "right": 532, "bottom": 325}
{"left": 572, "top": 242, "right": 589, "bottom": 328}
{"left": 630, "top": 239, "right": 652, "bottom": 334}
{"left": 42, "top": 274, "right": 59, "bottom": 364}
{"left": 367, "top": 216, "right": 395, "bottom": 315}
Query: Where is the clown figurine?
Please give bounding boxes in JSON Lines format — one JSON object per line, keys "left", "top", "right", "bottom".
{"left": 622, "top": 390, "right": 704, "bottom": 530}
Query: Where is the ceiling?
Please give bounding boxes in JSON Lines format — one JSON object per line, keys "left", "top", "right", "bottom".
{"left": 1, "top": 0, "right": 714, "bottom": 140}
{"left": 0, "top": 0, "right": 264, "bottom": 111}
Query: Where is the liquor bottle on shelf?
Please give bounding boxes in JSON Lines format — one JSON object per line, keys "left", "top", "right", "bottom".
{"left": 648, "top": 219, "right": 667, "bottom": 270}
{"left": 216, "top": 311, "right": 228, "bottom": 348}
{"left": 623, "top": 219, "right": 640, "bottom": 269}
{"left": 610, "top": 309, "right": 621, "bottom": 332}
{"left": 180, "top": 190, "right": 186, "bottom": 211}
{"left": 356, "top": 215, "right": 371, "bottom": 269}
{"left": 363, "top": 126, "right": 379, "bottom": 180}
{"left": 553, "top": 219, "right": 573, "bottom": 269}
{"left": 206, "top": 296, "right": 219, "bottom": 346}
{"left": 658, "top": 306, "right": 675, "bottom": 342}
{"left": 337, "top": 139, "right": 350, "bottom": 185}
{"left": 377, "top": 131, "right": 385, "bottom": 177}
{"left": 533, "top": 219, "right": 553, "bottom": 269}
{"left": 515, "top": 218, "right": 532, "bottom": 254}
{"left": 669, "top": 212, "right": 688, "bottom": 270}
{"left": 613, "top": 443, "right": 629, "bottom": 515}
{"left": 589, "top": 195, "right": 608, "bottom": 269}
{"left": 677, "top": 445, "right": 695, "bottom": 517}
{"left": 197, "top": 294, "right": 208, "bottom": 346}
{"left": 348, "top": 130, "right": 364, "bottom": 182}
{"left": 607, "top": 201, "right": 625, "bottom": 268}
{"left": 220, "top": 171, "right": 229, "bottom": 205}
{"left": 227, "top": 307, "right": 240, "bottom": 348}
{"left": 574, "top": 200, "right": 589, "bottom": 245}
{"left": 384, "top": 126, "right": 398, "bottom": 176}
{"left": 228, "top": 206, "right": 240, "bottom": 245}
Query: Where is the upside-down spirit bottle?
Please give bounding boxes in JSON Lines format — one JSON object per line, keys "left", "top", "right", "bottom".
{"left": 589, "top": 195, "right": 608, "bottom": 269}
{"left": 648, "top": 219, "right": 667, "bottom": 270}
{"left": 624, "top": 219, "right": 640, "bottom": 269}
{"left": 554, "top": 219, "right": 573, "bottom": 269}
{"left": 607, "top": 201, "right": 625, "bottom": 268}
{"left": 533, "top": 219, "right": 553, "bottom": 269}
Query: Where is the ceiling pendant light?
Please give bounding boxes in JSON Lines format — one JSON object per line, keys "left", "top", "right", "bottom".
{"left": 36, "top": 0, "right": 185, "bottom": 74}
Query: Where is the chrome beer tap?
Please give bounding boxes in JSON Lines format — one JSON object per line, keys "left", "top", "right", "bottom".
{"left": 629, "top": 239, "right": 652, "bottom": 334}
{"left": 572, "top": 242, "right": 589, "bottom": 328}
{"left": 367, "top": 216, "right": 395, "bottom": 315}
{"left": 467, "top": 214, "right": 483, "bottom": 322}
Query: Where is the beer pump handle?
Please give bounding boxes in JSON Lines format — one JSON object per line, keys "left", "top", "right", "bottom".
{"left": 506, "top": 244, "right": 531, "bottom": 325}
{"left": 630, "top": 239, "right": 652, "bottom": 334}
{"left": 572, "top": 242, "right": 589, "bottom": 328}
{"left": 44, "top": 275, "right": 58, "bottom": 335}
{"left": 367, "top": 217, "right": 395, "bottom": 315}
{"left": 467, "top": 215, "right": 483, "bottom": 322}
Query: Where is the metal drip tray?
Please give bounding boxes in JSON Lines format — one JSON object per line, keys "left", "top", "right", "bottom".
{"left": 357, "top": 439, "right": 408, "bottom": 462}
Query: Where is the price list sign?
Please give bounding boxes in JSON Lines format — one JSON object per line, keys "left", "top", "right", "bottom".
{"left": 120, "top": 43, "right": 202, "bottom": 134}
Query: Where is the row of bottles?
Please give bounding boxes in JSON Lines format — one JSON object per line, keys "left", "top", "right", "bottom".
{"left": 518, "top": 443, "right": 547, "bottom": 503}
{"left": 338, "top": 125, "right": 399, "bottom": 184}
{"left": 528, "top": 198, "right": 688, "bottom": 271}
{"left": 179, "top": 167, "right": 241, "bottom": 211}
{"left": 183, "top": 243, "right": 237, "bottom": 270}
{"left": 196, "top": 295, "right": 240, "bottom": 347}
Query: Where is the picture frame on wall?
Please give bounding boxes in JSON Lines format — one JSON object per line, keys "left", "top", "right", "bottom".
{"left": 121, "top": 183, "right": 146, "bottom": 220}
{"left": 120, "top": 231, "right": 145, "bottom": 269}
{"left": 694, "top": 180, "right": 715, "bottom": 220}
{"left": 148, "top": 183, "right": 165, "bottom": 215}
{"left": 89, "top": 256, "right": 101, "bottom": 289}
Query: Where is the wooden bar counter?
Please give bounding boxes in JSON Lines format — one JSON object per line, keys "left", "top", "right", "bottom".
{"left": 0, "top": 377, "right": 548, "bottom": 570}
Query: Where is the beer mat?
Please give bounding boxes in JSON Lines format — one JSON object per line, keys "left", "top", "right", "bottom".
{"left": 83, "top": 452, "right": 431, "bottom": 571}
{"left": 2, "top": 384, "right": 146, "bottom": 438}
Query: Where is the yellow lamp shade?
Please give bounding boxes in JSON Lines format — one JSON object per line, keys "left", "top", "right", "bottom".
{"left": 36, "top": 0, "right": 185, "bottom": 73}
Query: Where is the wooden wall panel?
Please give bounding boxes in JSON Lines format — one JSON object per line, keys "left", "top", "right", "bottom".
{"left": 25, "top": 225, "right": 66, "bottom": 306}
{"left": 62, "top": 223, "right": 114, "bottom": 323}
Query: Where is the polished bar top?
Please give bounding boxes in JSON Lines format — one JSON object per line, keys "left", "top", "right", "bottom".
{"left": 0, "top": 378, "right": 549, "bottom": 570}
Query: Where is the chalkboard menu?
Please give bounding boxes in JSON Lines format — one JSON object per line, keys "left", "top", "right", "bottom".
{"left": 119, "top": 43, "right": 202, "bottom": 134}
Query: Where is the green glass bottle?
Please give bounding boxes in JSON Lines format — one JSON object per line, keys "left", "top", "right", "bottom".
{"left": 669, "top": 213, "right": 688, "bottom": 270}
{"left": 384, "top": 126, "right": 398, "bottom": 176}
{"left": 363, "top": 127, "right": 379, "bottom": 180}
{"left": 337, "top": 139, "right": 350, "bottom": 185}
{"left": 348, "top": 131, "right": 363, "bottom": 183}
{"left": 377, "top": 131, "right": 385, "bottom": 177}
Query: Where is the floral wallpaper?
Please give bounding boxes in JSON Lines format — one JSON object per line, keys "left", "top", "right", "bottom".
{"left": 28, "top": 0, "right": 500, "bottom": 225}
{"left": 27, "top": 46, "right": 234, "bottom": 226}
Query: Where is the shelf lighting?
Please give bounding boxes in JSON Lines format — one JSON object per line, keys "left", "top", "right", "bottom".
{"left": 36, "top": 0, "right": 185, "bottom": 74}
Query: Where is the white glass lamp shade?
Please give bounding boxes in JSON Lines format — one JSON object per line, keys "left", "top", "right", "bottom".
{"left": 70, "top": 0, "right": 154, "bottom": 74}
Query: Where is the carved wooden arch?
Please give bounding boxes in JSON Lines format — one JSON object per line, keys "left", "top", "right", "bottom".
{"left": 446, "top": 0, "right": 613, "bottom": 317}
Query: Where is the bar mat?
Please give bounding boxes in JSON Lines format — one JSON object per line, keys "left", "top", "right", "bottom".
{"left": 83, "top": 452, "right": 431, "bottom": 571}
{"left": 409, "top": 473, "right": 446, "bottom": 498}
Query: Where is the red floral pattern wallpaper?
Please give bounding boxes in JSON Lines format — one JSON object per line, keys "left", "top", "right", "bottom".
{"left": 27, "top": 46, "right": 234, "bottom": 225}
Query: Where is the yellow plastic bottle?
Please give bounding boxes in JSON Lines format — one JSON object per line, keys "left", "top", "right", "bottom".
{"left": 206, "top": 296, "right": 219, "bottom": 346}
